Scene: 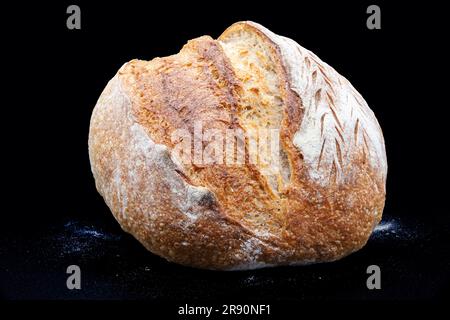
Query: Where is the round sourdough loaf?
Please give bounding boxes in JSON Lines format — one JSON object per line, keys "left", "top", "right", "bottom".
{"left": 88, "top": 21, "right": 387, "bottom": 270}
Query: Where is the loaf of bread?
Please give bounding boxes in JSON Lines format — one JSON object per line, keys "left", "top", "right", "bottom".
{"left": 88, "top": 21, "right": 387, "bottom": 270}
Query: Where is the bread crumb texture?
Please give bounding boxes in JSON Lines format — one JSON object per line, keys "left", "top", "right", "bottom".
{"left": 88, "top": 21, "right": 387, "bottom": 270}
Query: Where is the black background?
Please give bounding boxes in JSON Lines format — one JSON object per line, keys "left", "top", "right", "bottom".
{"left": 1, "top": 0, "right": 448, "bottom": 308}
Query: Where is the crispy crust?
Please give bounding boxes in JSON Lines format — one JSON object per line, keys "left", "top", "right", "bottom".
{"left": 88, "top": 22, "right": 387, "bottom": 270}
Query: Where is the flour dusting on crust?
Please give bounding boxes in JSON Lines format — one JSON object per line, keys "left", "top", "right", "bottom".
{"left": 244, "top": 22, "right": 387, "bottom": 186}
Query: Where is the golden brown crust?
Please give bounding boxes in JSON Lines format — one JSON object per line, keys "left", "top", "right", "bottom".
{"left": 88, "top": 21, "right": 387, "bottom": 270}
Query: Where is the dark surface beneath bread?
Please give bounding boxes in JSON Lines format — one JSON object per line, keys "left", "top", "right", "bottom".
{"left": 1, "top": 212, "right": 448, "bottom": 300}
